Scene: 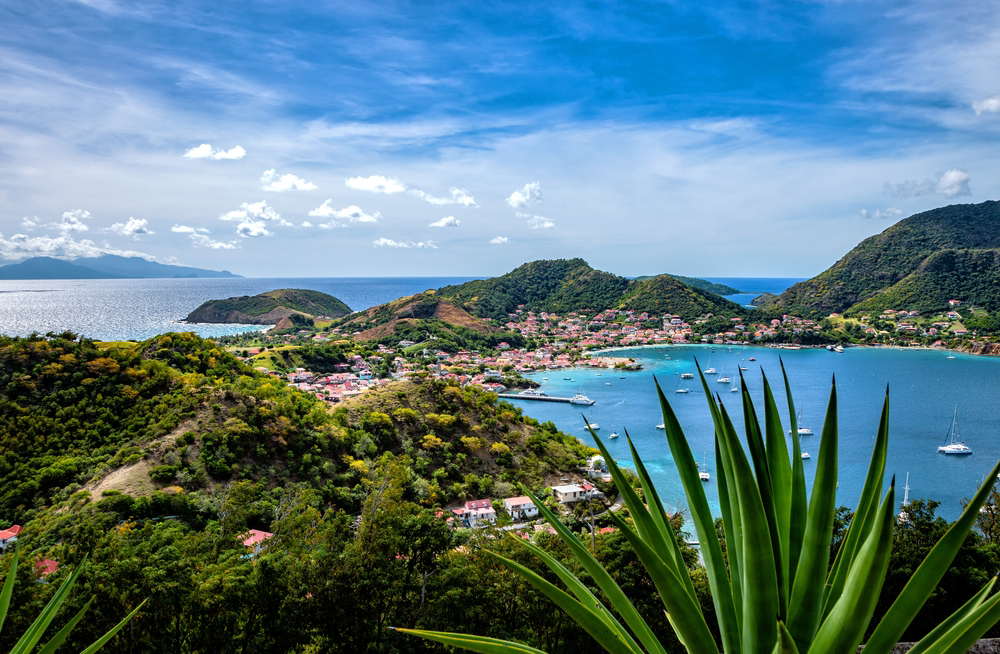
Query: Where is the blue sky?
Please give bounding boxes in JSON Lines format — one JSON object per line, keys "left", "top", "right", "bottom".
{"left": 1, "top": 0, "right": 998, "bottom": 277}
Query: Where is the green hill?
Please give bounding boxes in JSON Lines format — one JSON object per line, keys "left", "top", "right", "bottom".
{"left": 633, "top": 273, "right": 740, "bottom": 295}
{"left": 764, "top": 200, "right": 1000, "bottom": 315}
{"left": 184, "top": 288, "right": 352, "bottom": 324}
{"left": 436, "top": 258, "right": 741, "bottom": 322}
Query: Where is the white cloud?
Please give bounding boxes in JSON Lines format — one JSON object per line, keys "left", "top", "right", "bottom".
{"left": 51, "top": 209, "right": 91, "bottom": 233}
{"left": 409, "top": 187, "right": 478, "bottom": 206}
{"left": 184, "top": 144, "right": 246, "bottom": 160}
{"left": 883, "top": 169, "right": 972, "bottom": 198}
{"left": 972, "top": 96, "right": 1000, "bottom": 115}
{"left": 220, "top": 201, "right": 291, "bottom": 227}
{"left": 489, "top": 236, "right": 510, "bottom": 244}
{"left": 346, "top": 175, "right": 406, "bottom": 194}
{"left": 429, "top": 216, "right": 460, "bottom": 228}
{"left": 260, "top": 168, "right": 317, "bottom": 192}
{"left": 183, "top": 143, "right": 247, "bottom": 160}
{"left": 20, "top": 217, "right": 37, "bottom": 231}
{"left": 372, "top": 238, "right": 437, "bottom": 249}
{"left": 0, "top": 232, "right": 154, "bottom": 261}
{"left": 171, "top": 224, "right": 210, "bottom": 234}
{"left": 189, "top": 233, "right": 238, "bottom": 249}
{"left": 859, "top": 207, "right": 904, "bottom": 220}
{"left": 506, "top": 181, "right": 542, "bottom": 208}
{"left": 301, "top": 221, "right": 313, "bottom": 227}
{"left": 308, "top": 200, "right": 380, "bottom": 223}
{"left": 520, "top": 213, "right": 555, "bottom": 229}
{"left": 318, "top": 221, "right": 346, "bottom": 229}
{"left": 235, "top": 220, "right": 271, "bottom": 238}
{"left": 106, "top": 217, "right": 153, "bottom": 239}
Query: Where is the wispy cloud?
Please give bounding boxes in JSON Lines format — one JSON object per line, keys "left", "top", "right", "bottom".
{"left": 106, "top": 217, "right": 153, "bottom": 239}
{"left": 308, "top": 200, "right": 380, "bottom": 223}
{"left": 859, "top": 207, "right": 904, "bottom": 220}
{"left": 506, "top": 181, "right": 542, "bottom": 209}
{"left": 20, "top": 217, "right": 38, "bottom": 231}
{"left": 189, "top": 233, "right": 238, "bottom": 249}
{"left": 171, "top": 224, "right": 210, "bottom": 234}
{"left": 973, "top": 96, "right": 1000, "bottom": 115}
{"left": 347, "top": 175, "right": 477, "bottom": 206}
{"left": 372, "top": 238, "right": 437, "bottom": 248}
{"left": 260, "top": 169, "right": 317, "bottom": 192}
{"left": 346, "top": 175, "right": 406, "bottom": 194}
{"left": 183, "top": 144, "right": 246, "bottom": 160}
{"left": 883, "top": 169, "right": 971, "bottom": 198}
{"left": 520, "top": 213, "right": 555, "bottom": 229}
{"left": 0, "top": 232, "right": 154, "bottom": 261}
{"left": 428, "top": 216, "right": 460, "bottom": 227}
{"left": 489, "top": 236, "right": 510, "bottom": 244}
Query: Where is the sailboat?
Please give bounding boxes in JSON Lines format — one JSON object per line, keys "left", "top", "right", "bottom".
{"left": 788, "top": 408, "right": 813, "bottom": 435}
{"left": 584, "top": 407, "right": 599, "bottom": 431}
{"left": 730, "top": 373, "right": 739, "bottom": 393}
{"left": 898, "top": 472, "right": 911, "bottom": 523}
{"left": 675, "top": 376, "right": 690, "bottom": 394}
{"left": 699, "top": 453, "right": 710, "bottom": 481}
{"left": 703, "top": 354, "right": 717, "bottom": 375}
{"left": 739, "top": 358, "right": 748, "bottom": 371}
{"left": 938, "top": 406, "right": 971, "bottom": 454}
{"left": 717, "top": 365, "right": 730, "bottom": 384}
{"left": 655, "top": 423, "right": 665, "bottom": 429}
{"left": 608, "top": 422, "right": 619, "bottom": 439}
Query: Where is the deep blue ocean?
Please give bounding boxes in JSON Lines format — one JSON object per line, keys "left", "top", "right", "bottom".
{"left": 0, "top": 275, "right": 993, "bottom": 520}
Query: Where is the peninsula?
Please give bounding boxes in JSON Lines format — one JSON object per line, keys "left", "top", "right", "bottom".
{"left": 184, "top": 288, "right": 352, "bottom": 326}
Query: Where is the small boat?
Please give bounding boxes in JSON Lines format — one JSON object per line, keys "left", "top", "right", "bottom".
{"left": 730, "top": 374, "right": 739, "bottom": 393}
{"left": 898, "top": 472, "right": 911, "bottom": 523}
{"left": 703, "top": 354, "right": 717, "bottom": 375}
{"left": 605, "top": 382, "right": 611, "bottom": 386}
{"left": 699, "top": 453, "right": 710, "bottom": 481}
{"left": 569, "top": 393, "right": 595, "bottom": 405}
{"left": 596, "top": 373, "right": 601, "bottom": 376}
{"left": 749, "top": 357, "right": 756, "bottom": 361}
{"left": 518, "top": 388, "right": 547, "bottom": 397}
{"left": 834, "top": 345, "right": 844, "bottom": 353}
{"left": 938, "top": 406, "right": 972, "bottom": 454}
{"left": 681, "top": 372, "right": 694, "bottom": 379}
{"left": 801, "top": 452, "right": 811, "bottom": 459}
{"left": 739, "top": 359, "right": 748, "bottom": 371}
{"left": 542, "top": 377, "right": 548, "bottom": 380}
{"left": 563, "top": 377, "right": 572, "bottom": 380}
{"left": 717, "top": 366, "right": 730, "bottom": 384}
{"left": 584, "top": 422, "right": 600, "bottom": 430}
{"left": 788, "top": 408, "right": 813, "bottom": 435}
{"left": 675, "top": 377, "right": 690, "bottom": 394}
{"left": 608, "top": 422, "right": 619, "bottom": 439}
{"left": 655, "top": 423, "right": 665, "bottom": 429}
{"left": 620, "top": 376, "right": 626, "bottom": 379}
{"left": 946, "top": 355, "right": 956, "bottom": 359}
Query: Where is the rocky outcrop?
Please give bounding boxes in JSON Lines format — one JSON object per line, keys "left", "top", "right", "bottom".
{"left": 183, "top": 305, "right": 305, "bottom": 325}
{"left": 957, "top": 342, "right": 1000, "bottom": 356}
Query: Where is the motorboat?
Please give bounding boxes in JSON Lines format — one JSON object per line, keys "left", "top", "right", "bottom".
{"left": 569, "top": 393, "right": 595, "bottom": 405}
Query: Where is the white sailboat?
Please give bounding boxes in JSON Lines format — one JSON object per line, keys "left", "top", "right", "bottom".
{"left": 739, "top": 358, "right": 748, "bottom": 371}
{"left": 938, "top": 406, "right": 971, "bottom": 454}
{"left": 788, "top": 408, "right": 813, "bottom": 435}
{"left": 675, "top": 376, "right": 690, "bottom": 394}
{"left": 898, "top": 472, "right": 911, "bottom": 523}
{"left": 699, "top": 453, "right": 710, "bottom": 481}
{"left": 608, "top": 422, "right": 619, "bottom": 439}
{"left": 584, "top": 408, "right": 599, "bottom": 431}
{"left": 703, "top": 354, "right": 717, "bottom": 375}
{"left": 655, "top": 423, "right": 665, "bottom": 429}
{"left": 681, "top": 372, "right": 694, "bottom": 379}
{"left": 717, "top": 366, "right": 730, "bottom": 384}
{"left": 730, "top": 373, "right": 739, "bottom": 393}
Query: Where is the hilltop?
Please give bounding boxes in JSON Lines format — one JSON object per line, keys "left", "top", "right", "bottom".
{"left": 633, "top": 273, "right": 740, "bottom": 295}
{"left": 763, "top": 201, "right": 1000, "bottom": 315}
{"left": 184, "top": 288, "right": 352, "bottom": 325}
{"left": 0, "top": 254, "right": 241, "bottom": 279}
{"left": 435, "top": 258, "right": 743, "bottom": 322}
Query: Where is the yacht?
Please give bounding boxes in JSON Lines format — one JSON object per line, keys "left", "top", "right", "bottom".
{"left": 569, "top": 393, "right": 595, "bottom": 405}
{"left": 717, "top": 367, "right": 730, "bottom": 384}
{"left": 938, "top": 406, "right": 972, "bottom": 455}
{"left": 787, "top": 408, "right": 812, "bottom": 435}
{"left": 681, "top": 372, "right": 694, "bottom": 379}
{"left": 833, "top": 345, "right": 844, "bottom": 353}
{"left": 801, "top": 452, "right": 811, "bottom": 459}
{"left": 655, "top": 423, "right": 665, "bottom": 429}
{"left": 518, "top": 388, "right": 547, "bottom": 397}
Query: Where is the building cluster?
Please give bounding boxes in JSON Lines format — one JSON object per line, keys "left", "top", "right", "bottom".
{"left": 446, "top": 479, "right": 606, "bottom": 529}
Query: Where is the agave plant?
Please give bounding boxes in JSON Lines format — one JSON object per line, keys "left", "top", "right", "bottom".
{"left": 0, "top": 543, "right": 146, "bottom": 654}
{"left": 398, "top": 361, "right": 1000, "bottom": 653}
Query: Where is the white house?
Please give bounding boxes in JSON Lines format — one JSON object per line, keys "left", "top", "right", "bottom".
{"left": 551, "top": 484, "right": 587, "bottom": 504}
{"left": 452, "top": 498, "right": 496, "bottom": 528}
{"left": 503, "top": 496, "right": 539, "bottom": 521}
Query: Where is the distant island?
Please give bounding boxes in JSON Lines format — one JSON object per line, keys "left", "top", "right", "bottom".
{"left": 0, "top": 254, "right": 242, "bottom": 280}
{"left": 184, "top": 288, "right": 352, "bottom": 327}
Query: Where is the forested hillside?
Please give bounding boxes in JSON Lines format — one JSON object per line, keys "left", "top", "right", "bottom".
{"left": 436, "top": 258, "right": 742, "bottom": 322}
{"left": 765, "top": 201, "right": 1000, "bottom": 315}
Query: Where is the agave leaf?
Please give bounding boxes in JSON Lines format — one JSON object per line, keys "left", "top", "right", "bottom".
{"left": 808, "top": 481, "right": 895, "bottom": 654}
{"left": 484, "top": 551, "right": 641, "bottom": 654}
{"left": 773, "top": 621, "right": 801, "bottom": 654}
{"left": 36, "top": 596, "right": 96, "bottom": 654}
{"left": 10, "top": 555, "right": 89, "bottom": 654}
{"left": 780, "top": 360, "right": 808, "bottom": 580}
{"left": 761, "top": 372, "right": 793, "bottom": 610}
{"left": 864, "top": 457, "right": 1000, "bottom": 653}
{"left": 716, "top": 402, "right": 779, "bottom": 654}
{"left": 0, "top": 541, "right": 20, "bottom": 634}
{"left": 392, "top": 628, "right": 548, "bottom": 654}
{"left": 824, "top": 387, "right": 890, "bottom": 618}
{"left": 911, "top": 592, "right": 1000, "bottom": 654}
{"left": 904, "top": 577, "right": 997, "bottom": 654}
{"left": 714, "top": 435, "right": 744, "bottom": 634}
{"left": 656, "top": 375, "right": 742, "bottom": 654}
{"left": 518, "top": 484, "right": 666, "bottom": 654}
{"left": 787, "top": 378, "right": 839, "bottom": 650}
{"left": 606, "top": 511, "right": 720, "bottom": 654}
{"left": 514, "top": 538, "right": 649, "bottom": 653}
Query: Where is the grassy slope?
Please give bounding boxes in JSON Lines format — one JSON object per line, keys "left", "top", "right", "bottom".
{"left": 195, "top": 289, "right": 352, "bottom": 318}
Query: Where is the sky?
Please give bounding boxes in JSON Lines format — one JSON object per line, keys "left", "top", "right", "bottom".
{"left": 1, "top": 0, "right": 999, "bottom": 278}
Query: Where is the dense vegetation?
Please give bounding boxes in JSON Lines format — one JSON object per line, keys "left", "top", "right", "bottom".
{"left": 765, "top": 200, "right": 1000, "bottom": 315}
{"left": 185, "top": 289, "right": 352, "bottom": 321}
{"left": 436, "top": 259, "right": 743, "bottom": 323}
{"left": 633, "top": 274, "right": 740, "bottom": 295}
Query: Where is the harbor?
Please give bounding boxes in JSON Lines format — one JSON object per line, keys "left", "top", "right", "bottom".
{"left": 497, "top": 391, "right": 595, "bottom": 405}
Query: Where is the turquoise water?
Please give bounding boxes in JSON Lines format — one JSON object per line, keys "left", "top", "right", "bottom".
{"left": 506, "top": 345, "right": 1000, "bottom": 521}
{"left": 703, "top": 276, "right": 806, "bottom": 306}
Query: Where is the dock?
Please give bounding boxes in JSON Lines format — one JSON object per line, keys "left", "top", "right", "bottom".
{"left": 498, "top": 393, "right": 593, "bottom": 405}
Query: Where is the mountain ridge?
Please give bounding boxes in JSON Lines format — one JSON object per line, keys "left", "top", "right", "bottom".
{"left": 0, "top": 254, "right": 242, "bottom": 279}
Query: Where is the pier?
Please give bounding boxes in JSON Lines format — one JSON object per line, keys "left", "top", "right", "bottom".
{"left": 498, "top": 393, "right": 593, "bottom": 405}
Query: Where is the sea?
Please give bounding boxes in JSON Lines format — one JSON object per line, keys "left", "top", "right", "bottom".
{"left": 0, "top": 275, "right": 993, "bottom": 520}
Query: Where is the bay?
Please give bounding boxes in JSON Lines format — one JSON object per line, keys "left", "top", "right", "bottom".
{"left": 503, "top": 344, "right": 999, "bottom": 521}
{"left": 0, "top": 276, "right": 479, "bottom": 342}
